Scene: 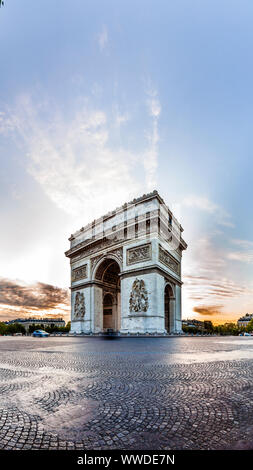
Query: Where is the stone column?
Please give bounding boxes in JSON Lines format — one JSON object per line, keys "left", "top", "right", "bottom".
{"left": 117, "top": 291, "right": 121, "bottom": 331}
{"left": 120, "top": 272, "right": 165, "bottom": 334}
{"left": 70, "top": 286, "right": 92, "bottom": 334}
{"left": 92, "top": 285, "right": 103, "bottom": 333}
{"left": 175, "top": 284, "right": 182, "bottom": 333}
{"left": 169, "top": 297, "right": 176, "bottom": 333}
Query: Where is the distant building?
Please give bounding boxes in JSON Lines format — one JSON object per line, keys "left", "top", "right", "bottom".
{"left": 182, "top": 319, "right": 205, "bottom": 330}
{"left": 237, "top": 313, "right": 253, "bottom": 328}
{"left": 6, "top": 318, "right": 65, "bottom": 332}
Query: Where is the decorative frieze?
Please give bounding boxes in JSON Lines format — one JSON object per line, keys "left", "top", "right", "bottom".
{"left": 66, "top": 235, "right": 120, "bottom": 259}
{"left": 72, "top": 264, "right": 87, "bottom": 282}
{"left": 70, "top": 253, "right": 86, "bottom": 265}
{"left": 90, "top": 247, "right": 123, "bottom": 273}
{"left": 159, "top": 245, "right": 180, "bottom": 275}
{"left": 73, "top": 291, "right": 85, "bottom": 320}
{"left": 110, "top": 247, "right": 123, "bottom": 264}
{"left": 126, "top": 243, "right": 152, "bottom": 265}
{"left": 90, "top": 254, "right": 103, "bottom": 273}
{"left": 175, "top": 246, "right": 182, "bottom": 257}
{"left": 129, "top": 278, "right": 149, "bottom": 313}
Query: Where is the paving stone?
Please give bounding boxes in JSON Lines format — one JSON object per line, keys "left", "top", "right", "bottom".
{"left": 0, "top": 336, "right": 253, "bottom": 449}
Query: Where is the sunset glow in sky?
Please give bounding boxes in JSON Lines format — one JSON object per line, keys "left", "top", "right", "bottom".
{"left": 0, "top": 1, "right": 253, "bottom": 325}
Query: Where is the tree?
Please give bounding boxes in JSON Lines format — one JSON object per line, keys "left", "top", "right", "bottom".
{"left": 214, "top": 322, "right": 240, "bottom": 336}
{"left": 0, "top": 1, "right": 4, "bottom": 8}
{"left": 204, "top": 321, "right": 214, "bottom": 333}
{"left": 44, "top": 322, "right": 71, "bottom": 334}
{"left": 246, "top": 319, "right": 253, "bottom": 332}
{"left": 6, "top": 323, "right": 26, "bottom": 335}
{"left": 0, "top": 322, "right": 7, "bottom": 335}
{"left": 28, "top": 324, "right": 38, "bottom": 334}
{"left": 182, "top": 325, "right": 200, "bottom": 334}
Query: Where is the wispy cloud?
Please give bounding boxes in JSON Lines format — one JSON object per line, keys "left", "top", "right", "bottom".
{"left": 180, "top": 195, "right": 234, "bottom": 227}
{"left": 2, "top": 95, "right": 140, "bottom": 222}
{"left": 185, "top": 274, "right": 253, "bottom": 301}
{"left": 0, "top": 277, "right": 69, "bottom": 309}
{"left": 97, "top": 26, "right": 108, "bottom": 51}
{"left": 0, "top": 277, "right": 70, "bottom": 321}
{"left": 112, "top": 104, "right": 129, "bottom": 128}
{"left": 227, "top": 251, "right": 253, "bottom": 263}
{"left": 0, "top": 110, "right": 16, "bottom": 135}
{"left": 231, "top": 239, "right": 253, "bottom": 248}
{"left": 2, "top": 92, "right": 162, "bottom": 225}
{"left": 226, "top": 238, "right": 253, "bottom": 264}
{"left": 144, "top": 86, "right": 161, "bottom": 189}
{"left": 182, "top": 234, "right": 253, "bottom": 322}
{"left": 193, "top": 305, "right": 224, "bottom": 316}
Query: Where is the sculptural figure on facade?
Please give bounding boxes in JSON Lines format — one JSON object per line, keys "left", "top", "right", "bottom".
{"left": 74, "top": 291, "right": 85, "bottom": 319}
{"left": 129, "top": 278, "right": 149, "bottom": 313}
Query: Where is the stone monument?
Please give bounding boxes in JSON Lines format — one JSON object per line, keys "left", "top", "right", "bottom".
{"left": 65, "top": 190, "right": 187, "bottom": 334}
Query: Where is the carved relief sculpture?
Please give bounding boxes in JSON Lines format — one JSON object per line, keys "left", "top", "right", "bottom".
{"left": 129, "top": 278, "right": 149, "bottom": 313}
{"left": 159, "top": 245, "right": 180, "bottom": 275}
{"left": 72, "top": 265, "right": 87, "bottom": 282}
{"left": 127, "top": 243, "right": 152, "bottom": 265}
{"left": 66, "top": 234, "right": 121, "bottom": 259}
{"left": 74, "top": 291, "right": 85, "bottom": 320}
{"left": 110, "top": 247, "right": 123, "bottom": 264}
{"left": 91, "top": 247, "right": 123, "bottom": 273}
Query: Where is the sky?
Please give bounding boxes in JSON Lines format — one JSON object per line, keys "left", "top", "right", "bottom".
{"left": 0, "top": 0, "right": 253, "bottom": 325}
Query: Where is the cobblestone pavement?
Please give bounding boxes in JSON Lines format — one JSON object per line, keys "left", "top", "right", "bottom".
{"left": 1, "top": 336, "right": 253, "bottom": 450}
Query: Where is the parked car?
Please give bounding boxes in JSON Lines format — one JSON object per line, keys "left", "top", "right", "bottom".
{"left": 32, "top": 330, "right": 49, "bottom": 337}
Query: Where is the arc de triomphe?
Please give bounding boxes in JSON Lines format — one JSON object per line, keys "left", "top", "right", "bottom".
{"left": 65, "top": 190, "right": 187, "bottom": 334}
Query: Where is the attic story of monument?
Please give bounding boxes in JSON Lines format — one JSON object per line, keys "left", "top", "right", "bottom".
{"left": 65, "top": 190, "right": 187, "bottom": 334}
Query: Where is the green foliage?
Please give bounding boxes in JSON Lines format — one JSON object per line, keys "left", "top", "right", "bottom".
{"left": 44, "top": 323, "right": 70, "bottom": 334}
{"left": 28, "top": 324, "right": 42, "bottom": 334}
{"left": 182, "top": 325, "right": 199, "bottom": 334}
{"left": 246, "top": 319, "right": 253, "bottom": 332}
{"left": 27, "top": 322, "right": 69, "bottom": 334}
{"left": 0, "top": 322, "right": 7, "bottom": 335}
{"left": 182, "top": 321, "right": 214, "bottom": 335}
{"left": 0, "top": 1, "right": 4, "bottom": 8}
{"left": 182, "top": 320, "right": 247, "bottom": 336}
{"left": 213, "top": 322, "right": 241, "bottom": 336}
{"left": 203, "top": 321, "right": 214, "bottom": 332}
{"left": 5, "top": 323, "right": 26, "bottom": 335}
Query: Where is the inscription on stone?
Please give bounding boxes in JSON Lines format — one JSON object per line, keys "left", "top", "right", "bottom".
{"left": 127, "top": 243, "right": 152, "bottom": 265}
{"left": 129, "top": 278, "right": 149, "bottom": 313}
{"left": 72, "top": 265, "right": 87, "bottom": 282}
{"left": 159, "top": 245, "right": 180, "bottom": 275}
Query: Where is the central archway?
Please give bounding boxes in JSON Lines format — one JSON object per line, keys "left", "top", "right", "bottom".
{"left": 94, "top": 258, "right": 121, "bottom": 332}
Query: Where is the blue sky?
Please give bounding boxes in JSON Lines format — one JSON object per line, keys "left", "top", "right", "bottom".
{"left": 0, "top": 0, "right": 253, "bottom": 323}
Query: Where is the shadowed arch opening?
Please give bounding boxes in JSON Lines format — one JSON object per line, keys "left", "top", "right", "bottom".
{"left": 164, "top": 283, "right": 174, "bottom": 333}
{"left": 95, "top": 258, "right": 121, "bottom": 331}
